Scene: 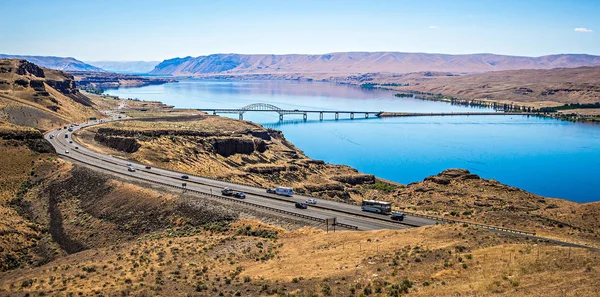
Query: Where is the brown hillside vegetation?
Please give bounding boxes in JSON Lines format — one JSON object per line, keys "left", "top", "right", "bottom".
{"left": 0, "top": 59, "right": 103, "bottom": 131}
{"left": 75, "top": 114, "right": 392, "bottom": 203}
{"left": 73, "top": 113, "right": 600, "bottom": 248}
{"left": 388, "top": 66, "right": 600, "bottom": 105}
{"left": 393, "top": 169, "right": 600, "bottom": 248}
{"left": 1, "top": 223, "right": 598, "bottom": 296}
{"left": 0, "top": 121, "right": 57, "bottom": 271}
{"left": 197, "top": 66, "right": 600, "bottom": 105}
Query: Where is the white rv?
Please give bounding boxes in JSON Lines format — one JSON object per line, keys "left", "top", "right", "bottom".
{"left": 275, "top": 186, "right": 294, "bottom": 197}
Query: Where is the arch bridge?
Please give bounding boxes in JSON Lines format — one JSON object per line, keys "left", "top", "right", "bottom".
{"left": 198, "top": 103, "right": 383, "bottom": 121}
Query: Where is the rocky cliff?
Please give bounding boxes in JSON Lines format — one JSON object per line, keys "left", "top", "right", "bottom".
{"left": 0, "top": 59, "right": 102, "bottom": 130}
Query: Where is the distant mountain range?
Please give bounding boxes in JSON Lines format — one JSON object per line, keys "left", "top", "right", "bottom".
{"left": 149, "top": 52, "right": 600, "bottom": 76}
{"left": 0, "top": 54, "right": 103, "bottom": 72}
{"left": 85, "top": 61, "right": 160, "bottom": 74}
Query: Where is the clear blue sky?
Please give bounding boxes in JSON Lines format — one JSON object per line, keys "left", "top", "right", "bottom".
{"left": 1, "top": 0, "right": 598, "bottom": 61}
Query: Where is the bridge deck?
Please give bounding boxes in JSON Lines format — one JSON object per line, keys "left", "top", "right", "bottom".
{"left": 196, "top": 108, "right": 535, "bottom": 117}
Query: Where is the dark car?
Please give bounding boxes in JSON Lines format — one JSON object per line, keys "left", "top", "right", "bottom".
{"left": 233, "top": 192, "right": 246, "bottom": 199}
{"left": 390, "top": 213, "right": 405, "bottom": 221}
{"left": 266, "top": 188, "right": 276, "bottom": 194}
{"left": 221, "top": 188, "right": 234, "bottom": 196}
{"left": 295, "top": 202, "right": 308, "bottom": 209}
{"left": 181, "top": 175, "right": 189, "bottom": 179}
{"left": 145, "top": 166, "right": 152, "bottom": 169}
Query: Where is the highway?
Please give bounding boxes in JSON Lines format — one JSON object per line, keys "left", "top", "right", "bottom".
{"left": 45, "top": 114, "right": 437, "bottom": 231}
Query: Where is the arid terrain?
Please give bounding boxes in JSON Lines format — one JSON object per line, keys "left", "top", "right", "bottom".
{"left": 0, "top": 59, "right": 103, "bottom": 131}
{"left": 73, "top": 110, "right": 600, "bottom": 248}
{"left": 2, "top": 59, "right": 600, "bottom": 296}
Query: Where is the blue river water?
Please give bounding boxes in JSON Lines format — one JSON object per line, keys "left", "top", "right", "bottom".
{"left": 105, "top": 80, "right": 600, "bottom": 203}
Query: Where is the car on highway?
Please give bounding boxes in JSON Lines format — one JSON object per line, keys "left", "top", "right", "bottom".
{"left": 181, "top": 175, "right": 189, "bottom": 179}
{"left": 266, "top": 188, "right": 276, "bottom": 194}
{"left": 74, "top": 146, "right": 79, "bottom": 149}
{"left": 305, "top": 199, "right": 317, "bottom": 205}
{"left": 64, "top": 150, "right": 69, "bottom": 154}
{"left": 221, "top": 188, "right": 234, "bottom": 196}
{"left": 233, "top": 192, "right": 246, "bottom": 199}
{"left": 49, "top": 135, "right": 54, "bottom": 139}
{"left": 295, "top": 202, "right": 308, "bottom": 209}
{"left": 390, "top": 213, "right": 405, "bottom": 221}
{"left": 145, "top": 166, "right": 151, "bottom": 169}
{"left": 69, "top": 140, "right": 73, "bottom": 143}
{"left": 64, "top": 134, "right": 68, "bottom": 138}
{"left": 128, "top": 167, "right": 136, "bottom": 172}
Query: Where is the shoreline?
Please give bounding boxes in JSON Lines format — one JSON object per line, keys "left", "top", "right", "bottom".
{"left": 99, "top": 84, "right": 600, "bottom": 203}
{"left": 155, "top": 75, "right": 600, "bottom": 124}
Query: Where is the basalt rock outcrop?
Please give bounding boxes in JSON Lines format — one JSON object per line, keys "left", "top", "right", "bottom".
{"left": 94, "top": 134, "right": 141, "bottom": 153}
{"left": 425, "top": 169, "right": 481, "bottom": 185}
{"left": 0, "top": 127, "right": 55, "bottom": 153}
{"left": 96, "top": 127, "right": 271, "bottom": 140}
{"left": 94, "top": 128, "right": 269, "bottom": 157}
{"left": 331, "top": 174, "right": 376, "bottom": 185}
{"left": 210, "top": 137, "right": 258, "bottom": 157}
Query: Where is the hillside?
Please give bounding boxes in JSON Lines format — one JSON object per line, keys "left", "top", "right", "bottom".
{"left": 1, "top": 105, "right": 599, "bottom": 295}
{"left": 0, "top": 55, "right": 103, "bottom": 72}
{"left": 0, "top": 59, "right": 103, "bottom": 131}
{"left": 385, "top": 66, "right": 600, "bottom": 105}
{"left": 2, "top": 221, "right": 599, "bottom": 296}
{"left": 85, "top": 61, "right": 160, "bottom": 73}
{"left": 73, "top": 109, "right": 600, "bottom": 247}
{"left": 150, "top": 52, "right": 600, "bottom": 76}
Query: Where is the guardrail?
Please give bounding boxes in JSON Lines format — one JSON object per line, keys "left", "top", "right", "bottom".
{"left": 58, "top": 154, "right": 358, "bottom": 231}
{"left": 397, "top": 210, "right": 536, "bottom": 235}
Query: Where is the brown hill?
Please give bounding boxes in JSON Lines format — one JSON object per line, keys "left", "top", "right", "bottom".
{"left": 387, "top": 66, "right": 600, "bottom": 105}
{"left": 150, "top": 52, "right": 600, "bottom": 76}
{"left": 0, "top": 59, "right": 103, "bottom": 131}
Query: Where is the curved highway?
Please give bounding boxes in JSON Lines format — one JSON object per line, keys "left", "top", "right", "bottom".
{"left": 45, "top": 114, "right": 436, "bottom": 231}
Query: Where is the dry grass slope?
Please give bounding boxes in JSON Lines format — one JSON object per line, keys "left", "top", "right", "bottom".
{"left": 0, "top": 59, "right": 103, "bottom": 131}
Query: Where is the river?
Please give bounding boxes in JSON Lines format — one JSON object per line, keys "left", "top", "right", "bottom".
{"left": 104, "top": 79, "right": 600, "bottom": 203}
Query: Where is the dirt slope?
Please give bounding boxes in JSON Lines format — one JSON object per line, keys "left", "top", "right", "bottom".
{"left": 0, "top": 59, "right": 103, "bottom": 131}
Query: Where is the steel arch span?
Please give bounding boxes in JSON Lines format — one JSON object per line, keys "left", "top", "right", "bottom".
{"left": 240, "top": 103, "right": 283, "bottom": 114}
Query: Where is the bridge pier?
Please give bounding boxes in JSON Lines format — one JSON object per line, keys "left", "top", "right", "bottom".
{"left": 279, "top": 114, "right": 283, "bottom": 121}
{"left": 239, "top": 113, "right": 243, "bottom": 120}
{"left": 350, "top": 112, "right": 354, "bottom": 120}
{"left": 365, "top": 113, "right": 369, "bottom": 118}
{"left": 319, "top": 112, "right": 323, "bottom": 121}
{"left": 303, "top": 113, "right": 307, "bottom": 121}
{"left": 213, "top": 111, "right": 216, "bottom": 115}
{"left": 335, "top": 112, "right": 339, "bottom": 120}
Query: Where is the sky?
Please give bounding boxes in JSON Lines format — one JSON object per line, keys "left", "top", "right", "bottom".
{"left": 1, "top": 0, "right": 599, "bottom": 61}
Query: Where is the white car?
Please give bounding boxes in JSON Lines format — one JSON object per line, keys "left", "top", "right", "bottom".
{"left": 65, "top": 150, "right": 69, "bottom": 154}
{"left": 126, "top": 163, "right": 132, "bottom": 166}
{"left": 305, "top": 199, "right": 317, "bottom": 205}
{"left": 127, "top": 167, "right": 136, "bottom": 172}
